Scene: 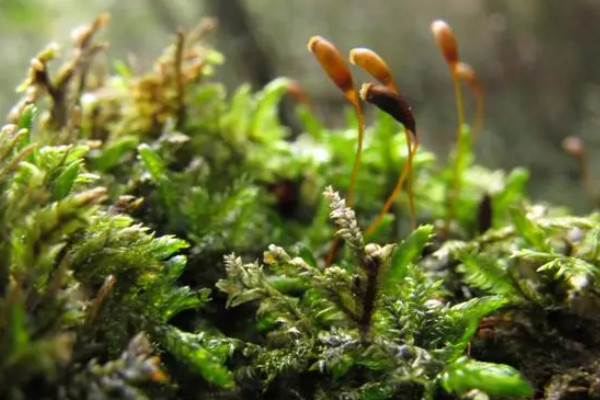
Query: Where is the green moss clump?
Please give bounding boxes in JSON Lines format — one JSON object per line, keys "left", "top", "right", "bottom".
{"left": 1, "top": 14, "right": 600, "bottom": 400}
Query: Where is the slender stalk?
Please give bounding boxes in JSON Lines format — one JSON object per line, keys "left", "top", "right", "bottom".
{"left": 453, "top": 73, "right": 466, "bottom": 143}
{"left": 445, "top": 73, "right": 466, "bottom": 234}
{"left": 375, "top": 79, "right": 418, "bottom": 230}
{"left": 456, "top": 61, "right": 484, "bottom": 143}
{"left": 349, "top": 49, "right": 418, "bottom": 232}
{"left": 347, "top": 94, "right": 365, "bottom": 207}
{"left": 406, "top": 133, "right": 418, "bottom": 229}
{"left": 366, "top": 129, "right": 417, "bottom": 235}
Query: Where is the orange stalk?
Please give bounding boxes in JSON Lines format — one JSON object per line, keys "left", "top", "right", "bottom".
{"left": 359, "top": 82, "right": 418, "bottom": 233}
{"left": 366, "top": 128, "right": 417, "bottom": 235}
{"left": 350, "top": 48, "right": 418, "bottom": 230}
{"left": 456, "top": 62, "right": 485, "bottom": 142}
{"left": 432, "top": 20, "right": 466, "bottom": 234}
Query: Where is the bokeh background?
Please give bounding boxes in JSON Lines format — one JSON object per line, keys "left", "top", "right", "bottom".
{"left": 2, "top": 0, "right": 600, "bottom": 211}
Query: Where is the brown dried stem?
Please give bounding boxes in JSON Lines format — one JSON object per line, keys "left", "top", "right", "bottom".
{"left": 174, "top": 30, "right": 187, "bottom": 130}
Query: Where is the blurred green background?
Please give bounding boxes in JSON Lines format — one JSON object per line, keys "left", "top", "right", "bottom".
{"left": 2, "top": 0, "right": 600, "bottom": 211}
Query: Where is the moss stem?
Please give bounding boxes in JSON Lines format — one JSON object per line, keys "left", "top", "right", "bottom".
{"left": 445, "top": 73, "right": 466, "bottom": 234}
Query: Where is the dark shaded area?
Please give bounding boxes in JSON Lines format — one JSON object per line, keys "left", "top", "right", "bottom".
{"left": 205, "top": 0, "right": 275, "bottom": 89}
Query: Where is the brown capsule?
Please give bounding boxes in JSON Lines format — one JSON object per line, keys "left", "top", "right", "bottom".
{"left": 349, "top": 48, "right": 397, "bottom": 92}
{"left": 431, "top": 20, "right": 459, "bottom": 69}
{"left": 562, "top": 136, "right": 585, "bottom": 157}
{"left": 359, "top": 83, "right": 416, "bottom": 133}
{"left": 308, "top": 36, "right": 355, "bottom": 97}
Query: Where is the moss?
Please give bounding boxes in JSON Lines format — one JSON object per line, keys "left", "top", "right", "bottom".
{"left": 1, "top": 14, "right": 600, "bottom": 400}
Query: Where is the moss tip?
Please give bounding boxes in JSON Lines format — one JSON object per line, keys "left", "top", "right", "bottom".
{"left": 431, "top": 19, "right": 459, "bottom": 67}
{"left": 348, "top": 48, "right": 363, "bottom": 65}
{"left": 359, "top": 82, "right": 373, "bottom": 101}
{"left": 307, "top": 36, "right": 323, "bottom": 53}
{"left": 563, "top": 136, "right": 585, "bottom": 157}
{"left": 431, "top": 19, "right": 450, "bottom": 34}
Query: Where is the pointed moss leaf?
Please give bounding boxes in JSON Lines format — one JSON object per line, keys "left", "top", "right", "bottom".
{"left": 457, "top": 254, "right": 521, "bottom": 299}
{"left": 510, "top": 207, "right": 551, "bottom": 252}
{"left": 112, "top": 59, "right": 133, "bottom": 78}
{"left": 138, "top": 144, "right": 166, "bottom": 180}
{"left": 249, "top": 77, "right": 291, "bottom": 139}
{"left": 314, "top": 306, "right": 343, "bottom": 325}
{"left": 330, "top": 354, "right": 354, "bottom": 379}
{"left": 6, "top": 295, "right": 29, "bottom": 355}
{"left": 267, "top": 276, "right": 307, "bottom": 294}
{"left": 451, "top": 296, "right": 508, "bottom": 321}
{"left": 149, "top": 235, "right": 189, "bottom": 259}
{"left": 536, "top": 256, "right": 598, "bottom": 290}
{"left": 256, "top": 314, "right": 277, "bottom": 331}
{"left": 164, "top": 255, "right": 187, "bottom": 280}
{"left": 162, "top": 327, "right": 234, "bottom": 388}
{"left": 53, "top": 160, "right": 81, "bottom": 200}
{"left": 442, "top": 357, "right": 533, "bottom": 398}
{"left": 194, "top": 82, "right": 226, "bottom": 104}
{"left": 514, "top": 250, "right": 598, "bottom": 291}
{"left": 385, "top": 225, "right": 434, "bottom": 292}
{"left": 64, "top": 145, "right": 90, "bottom": 164}
{"left": 91, "top": 136, "right": 138, "bottom": 172}
{"left": 512, "top": 249, "right": 555, "bottom": 263}
{"left": 138, "top": 143, "right": 179, "bottom": 216}
{"left": 296, "top": 243, "right": 317, "bottom": 268}
{"left": 228, "top": 288, "right": 265, "bottom": 307}
{"left": 17, "top": 104, "right": 36, "bottom": 145}
{"left": 74, "top": 172, "right": 100, "bottom": 186}
{"left": 204, "top": 49, "right": 225, "bottom": 65}
{"left": 450, "top": 296, "right": 509, "bottom": 351}
{"left": 0, "top": 129, "right": 30, "bottom": 166}
{"left": 539, "top": 215, "right": 596, "bottom": 230}
{"left": 221, "top": 84, "right": 251, "bottom": 141}
{"left": 163, "top": 287, "right": 205, "bottom": 320}
{"left": 12, "top": 161, "right": 38, "bottom": 186}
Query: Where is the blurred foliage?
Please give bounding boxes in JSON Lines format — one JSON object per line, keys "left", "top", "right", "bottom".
{"left": 1, "top": 12, "right": 600, "bottom": 400}
{"left": 3, "top": 0, "right": 600, "bottom": 210}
